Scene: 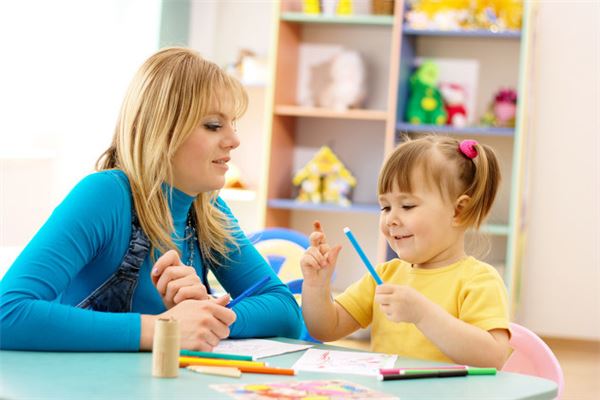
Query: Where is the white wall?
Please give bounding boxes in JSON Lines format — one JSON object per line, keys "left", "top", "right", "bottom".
{"left": 517, "top": 2, "right": 600, "bottom": 340}
{"left": 0, "top": 0, "right": 161, "bottom": 273}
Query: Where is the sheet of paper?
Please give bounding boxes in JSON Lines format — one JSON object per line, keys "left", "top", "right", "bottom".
{"left": 292, "top": 348, "right": 397, "bottom": 376}
{"left": 210, "top": 379, "right": 399, "bottom": 400}
{"left": 213, "top": 339, "right": 313, "bottom": 359}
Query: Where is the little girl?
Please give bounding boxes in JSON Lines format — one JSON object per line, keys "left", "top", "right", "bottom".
{"left": 300, "top": 136, "right": 510, "bottom": 368}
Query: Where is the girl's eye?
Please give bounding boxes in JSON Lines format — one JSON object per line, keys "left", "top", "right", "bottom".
{"left": 204, "top": 122, "right": 222, "bottom": 131}
{"left": 402, "top": 205, "right": 416, "bottom": 210}
{"left": 380, "top": 206, "right": 390, "bottom": 212}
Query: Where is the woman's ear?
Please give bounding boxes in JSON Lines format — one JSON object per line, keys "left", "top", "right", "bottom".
{"left": 453, "top": 195, "right": 471, "bottom": 225}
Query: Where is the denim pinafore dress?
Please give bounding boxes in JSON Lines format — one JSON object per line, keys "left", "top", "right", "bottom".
{"left": 77, "top": 207, "right": 210, "bottom": 312}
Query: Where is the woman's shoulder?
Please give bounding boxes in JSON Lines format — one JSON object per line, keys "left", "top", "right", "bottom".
{"left": 61, "top": 170, "right": 132, "bottom": 214}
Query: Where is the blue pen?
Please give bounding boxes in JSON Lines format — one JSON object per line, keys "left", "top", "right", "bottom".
{"left": 226, "top": 275, "right": 271, "bottom": 308}
{"left": 343, "top": 227, "right": 383, "bottom": 285}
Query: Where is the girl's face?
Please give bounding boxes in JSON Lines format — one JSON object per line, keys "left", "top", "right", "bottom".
{"left": 170, "top": 111, "right": 240, "bottom": 196}
{"left": 378, "top": 176, "right": 466, "bottom": 269}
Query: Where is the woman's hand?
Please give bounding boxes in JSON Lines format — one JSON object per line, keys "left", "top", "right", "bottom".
{"left": 300, "top": 221, "right": 342, "bottom": 287}
{"left": 374, "top": 283, "right": 429, "bottom": 324}
{"left": 151, "top": 250, "right": 209, "bottom": 309}
{"left": 157, "top": 295, "right": 236, "bottom": 351}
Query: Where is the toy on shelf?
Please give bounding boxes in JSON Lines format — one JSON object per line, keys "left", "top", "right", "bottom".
{"left": 317, "top": 50, "right": 366, "bottom": 111}
{"left": 404, "top": 0, "right": 522, "bottom": 31}
{"left": 224, "top": 162, "right": 247, "bottom": 189}
{"left": 440, "top": 82, "right": 467, "bottom": 128}
{"left": 292, "top": 146, "right": 356, "bottom": 207}
{"left": 481, "top": 88, "right": 517, "bottom": 128}
{"left": 405, "top": 60, "right": 447, "bottom": 125}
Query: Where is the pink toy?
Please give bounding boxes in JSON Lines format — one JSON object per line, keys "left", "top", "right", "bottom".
{"left": 493, "top": 88, "right": 517, "bottom": 127}
{"left": 459, "top": 140, "right": 478, "bottom": 159}
{"left": 503, "top": 323, "right": 564, "bottom": 399}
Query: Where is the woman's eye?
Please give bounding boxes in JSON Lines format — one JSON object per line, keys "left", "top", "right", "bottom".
{"left": 204, "top": 122, "right": 222, "bottom": 131}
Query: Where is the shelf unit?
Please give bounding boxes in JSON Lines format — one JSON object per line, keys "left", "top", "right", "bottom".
{"left": 260, "top": 1, "right": 534, "bottom": 303}
{"left": 394, "top": 3, "right": 535, "bottom": 306}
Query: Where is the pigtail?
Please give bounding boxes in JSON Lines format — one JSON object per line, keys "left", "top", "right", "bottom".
{"left": 460, "top": 141, "right": 501, "bottom": 228}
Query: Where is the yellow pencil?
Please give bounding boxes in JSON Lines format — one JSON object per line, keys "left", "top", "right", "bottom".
{"left": 187, "top": 365, "right": 242, "bottom": 378}
{"left": 179, "top": 356, "right": 265, "bottom": 368}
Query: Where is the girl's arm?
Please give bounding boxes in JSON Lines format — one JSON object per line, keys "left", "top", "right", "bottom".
{"left": 300, "top": 221, "right": 360, "bottom": 341}
{"left": 211, "top": 199, "right": 303, "bottom": 339}
{"left": 375, "top": 284, "right": 510, "bottom": 368}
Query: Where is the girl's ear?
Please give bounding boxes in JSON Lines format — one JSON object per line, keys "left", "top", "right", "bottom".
{"left": 453, "top": 195, "right": 471, "bottom": 225}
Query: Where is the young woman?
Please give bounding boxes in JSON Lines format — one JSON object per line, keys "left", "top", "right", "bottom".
{"left": 0, "top": 47, "right": 302, "bottom": 351}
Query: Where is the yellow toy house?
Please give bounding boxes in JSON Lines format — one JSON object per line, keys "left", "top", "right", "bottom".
{"left": 292, "top": 146, "right": 356, "bottom": 207}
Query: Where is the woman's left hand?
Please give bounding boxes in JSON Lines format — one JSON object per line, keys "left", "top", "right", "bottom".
{"left": 151, "top": 250, "right": 210, "bottom": 309}
{"left": 374, "top": 283, "right": 428, "bottom": 324}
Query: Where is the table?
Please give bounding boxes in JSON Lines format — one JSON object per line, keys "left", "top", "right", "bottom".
{"left": 0, "top": 339, "right": 557, "bottom": 399}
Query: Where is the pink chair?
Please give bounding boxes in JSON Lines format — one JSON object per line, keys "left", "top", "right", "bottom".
{"left": 502, "top": 322, "right": 564, "bottom": 399}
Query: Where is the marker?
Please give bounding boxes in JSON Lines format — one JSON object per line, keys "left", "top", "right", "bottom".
{"left": 180, "top": 349, "right": 254, "bottom": 361}
{"left": 226, "top": 275, "right": 271, "bottom": 309}
{"left": 378, "top": 369, "right": 468, "bottom": 381}
{"left": 380, "top": 366, "right": 496, "bottom": 376}
{"left": 343, "top": 227, "right": 383, "bottom": 285}
{"left": 187, "top": 365, "right": 242, "bottom": 378}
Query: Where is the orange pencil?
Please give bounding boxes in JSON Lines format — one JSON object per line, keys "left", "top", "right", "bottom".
{"left": 238, "top": 366, "right": 296, "bottom": 376}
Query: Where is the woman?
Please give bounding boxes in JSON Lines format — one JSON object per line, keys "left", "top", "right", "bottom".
{"left": 0, "top": 47, "right": 302, "bottom": 351}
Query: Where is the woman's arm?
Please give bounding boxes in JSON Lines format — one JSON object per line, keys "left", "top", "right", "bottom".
{"left": 211, "top": 199, "right": 303, "bottom": 339}
{"left": 0, "top": 172, "right": 142, "bottom": 351}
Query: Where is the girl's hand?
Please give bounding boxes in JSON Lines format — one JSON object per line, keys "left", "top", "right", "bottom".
{"left": 374, "top": 283, "right": 428, "bottom": 324}
{"left": 151, "top": 250, "right": 209, "bottom": 309}
{"left": 158, "top": 295, "right": 235, "bottom": 351}
{"left": 300, "top": 221, "right": 342, "bottom": 287}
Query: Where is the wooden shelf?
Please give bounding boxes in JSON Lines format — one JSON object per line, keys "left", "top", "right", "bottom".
{"left": 281, "top": 12, "right": 394, "bottom": 26}
{"left": 268, "top": 198, "right": 380, "bottom": 214}
{"left": 396, "top": 122, "right": 514, "bottom": 137}
{"left": 403, "top": 26, "right": 521, "bottom": 39}
{"left": 274, "top": 105, "right": 388, "bottom": 121}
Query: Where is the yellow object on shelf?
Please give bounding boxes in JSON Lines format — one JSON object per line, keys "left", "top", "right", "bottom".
{"left": 337, "top": 0, "right": 353, "bottom": 15}
{"left": 302, "top": 0, "right": 320, "bottom": 14}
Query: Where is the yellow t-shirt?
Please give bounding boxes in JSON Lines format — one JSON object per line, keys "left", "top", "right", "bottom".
{"left": 335, "top": 256, "right": 509, "bottom": 362}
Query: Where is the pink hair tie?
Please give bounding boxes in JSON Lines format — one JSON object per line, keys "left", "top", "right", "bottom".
{"left": 459, "top": 140, "right": 478, "bottom": 159}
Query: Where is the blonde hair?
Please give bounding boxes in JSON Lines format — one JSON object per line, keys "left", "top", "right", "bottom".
{"left": 96, "top": 47, "right": 248, "bottom": 266}
{"left": 378, "top": 135, "right": 501, "bottom": 229}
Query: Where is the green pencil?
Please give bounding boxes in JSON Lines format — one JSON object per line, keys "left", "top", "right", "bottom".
{"left": 180, "top": 349, "right": 254, "bottom": 361}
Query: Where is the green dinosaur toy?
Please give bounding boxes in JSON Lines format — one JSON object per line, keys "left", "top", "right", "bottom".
{"left": 405, "top": 61, "right": 447, "bottom": 125}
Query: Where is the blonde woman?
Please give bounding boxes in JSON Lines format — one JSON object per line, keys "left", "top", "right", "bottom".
{"left": 0, "top": 48, "right": 302, "bottom": 351}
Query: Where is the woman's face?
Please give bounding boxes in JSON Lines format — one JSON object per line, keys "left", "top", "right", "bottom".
{"left": 170, "top": 111, "right": 240, "bottom": 196}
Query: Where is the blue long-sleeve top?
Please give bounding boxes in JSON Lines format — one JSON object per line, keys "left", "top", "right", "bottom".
{"left": 0, "top": 170, "right": 302, "bottom": 351}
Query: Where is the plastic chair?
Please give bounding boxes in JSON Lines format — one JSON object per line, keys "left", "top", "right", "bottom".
{"left": 247, "top": 228, "right": 318, "bottom": 343}
{"left": 502, "top": 323, "right": 564, "bottom": 399}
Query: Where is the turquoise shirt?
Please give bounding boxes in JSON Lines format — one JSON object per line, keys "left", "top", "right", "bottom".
{"left": 0, "top": 170, "right": 302, "bottom": 351}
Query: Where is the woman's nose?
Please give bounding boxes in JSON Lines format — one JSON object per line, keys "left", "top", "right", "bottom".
{"left": 223, "top": 128, "right": 240, "bottom": 150}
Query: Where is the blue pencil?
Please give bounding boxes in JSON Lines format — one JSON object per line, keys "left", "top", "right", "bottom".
{"left": 343, "top": 227, "right": 383, "bottom": 285}
{"left": 226, "top": 275, "right": 271, "bottom": 308}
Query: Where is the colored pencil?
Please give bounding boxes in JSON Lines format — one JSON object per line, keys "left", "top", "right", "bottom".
{"left": 179, "top": 356, "right": 265, "bottom": 368}
{"left": 226, "top": 275, "right": 271, "bottom": 308}
{"left": 237, "top": 365, "right": 296, "bottom": 375}
{"left": 187, "top": 365, "right": 242, "bottom": 378}
{"left": 343, "top": 227, "right": 383, "bottom": 284}
{"left": 180, "top": 349, "right": 254, "bottom": 361}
